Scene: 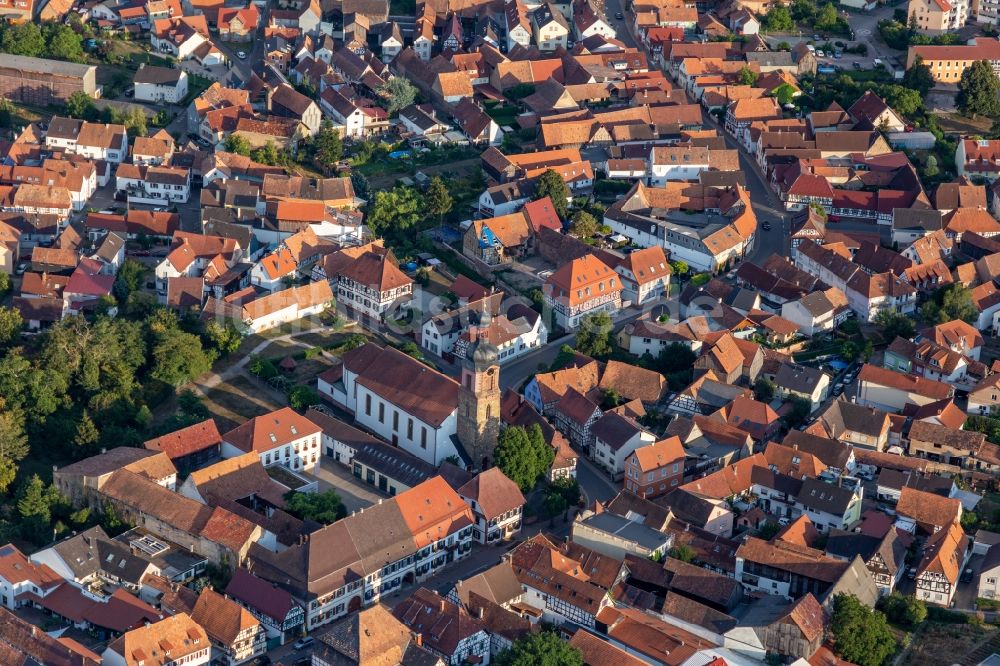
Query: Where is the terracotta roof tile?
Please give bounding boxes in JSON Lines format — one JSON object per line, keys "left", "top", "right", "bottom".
{"left": 144, "top": 419, "right": 221, "bottom": 460}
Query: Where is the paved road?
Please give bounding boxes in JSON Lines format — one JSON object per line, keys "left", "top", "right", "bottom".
{"left": 605, "top": 0, "right": 637, "bottom": 48}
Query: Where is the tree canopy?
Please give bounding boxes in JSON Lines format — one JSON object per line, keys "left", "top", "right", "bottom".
{"left": 424, "top": 176, "right": 453, "bottom": 224}
{"left": 903, "top": 56, "right": 935, "bottom": 97}
{"left": 494, "top": 424, "right": 553, "bottom": 491}
{"left": 535, "top": 170, "right": 570, "bottom": 219}
{"left": 876, "top": 592, "right": 927, "bottom": 628}
{"left": 830, "top": 594, "right": 897, "bottom": 666}
{"left": 874, "top": 309, "right": 915, "bottom": 341}
{"left": 366, "top": 186, "right": 425, "bottom": 236}
{"left": 762, "top": 4, "right": 793, "bottom": 31}
{"left": 920, "top": 283, "right": 978, "bottom": 325}
{"left": 958, "top": 60, "right": 1000, "bottom": 118}
{"left": 575, "top": 311, "right": 614, "bottom": 359}
{"left": 284, "top": 489, "right": 347, "bottom": 524}
{"left": 738, "top": 65, "right": 758, "bottom": 86}
{"left": 495, "top": 631, "right": 583, "bottom": 666}
{"left": 378, "top": 76, "right": 418, "bottom": 115}
{"left": 570, "top": 210, "right": 598, "bottom": 239}
{"left": 224, "top": 134, "right": 252, "bottom": 156}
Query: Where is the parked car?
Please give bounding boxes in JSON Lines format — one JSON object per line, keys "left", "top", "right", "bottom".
{"left": 237, "top": 50, "right": 247, "bottom": 59}
{"left": 962, "top": 568, "right": 975, "bottom": 583}
{"left": 816, "top": 50, "right": 825, "bottom": 57}
{"left": 15, "top": 263, "right": 27, "bottom": 275}
{"left": 852, "top": 61, "right": 862, "bottom": 70}
{"left": 293, "top": 637, "right": 315, "bottom": 650}
{"left": 761, "top": 221, "right": 772, "bottom": 231}
{"left": 615, "top": 11, "right": 624, "bottom": 18}
{"left": 907, "top": 567, "right": 917, "bottom": 580}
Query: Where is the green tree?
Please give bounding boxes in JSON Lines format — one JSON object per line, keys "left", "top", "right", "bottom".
{"left": 924, "top": 154, "right": 939, "bottom": 178}
{"left": 575, "top": 311, "right": 613, "bottom": 359}
{"left": 123, "top": 107, "right": 147, "bottom": 138}
{"left": 151, "top": 327, "right": 214, "bottom": 387}
{"left": 790, "top": 0, "right": 816, "bottom": 22}
{"left": 543, "top": 488, "right": 567, "bottom": 520}
{"left": 17, "top": 475, "right": 64, "bottom": 543}
{"left": 203, "top": 320, "right": 243, "bottom": 356}
{"left": 0, "top": 458, "right": 16, "bottom": 496}
{"left": 550, "top": 477, "right": 580, "bottom": 507}
{"left": 570, "top": 210, "right": 598, "bottom": 238}
{"left": 876, "top": 592, "right": 927, "bottom": 628}
{"left": 784, "top": 396, "right": 813, "bottom": 427}
{"left": 774, "top": 83, "right": 797, "bottom": 106}
{"left": 535, "top": 170, "right": 570, "bottom": 219}
{"left": 312, "top": 120, "right": 344, "bottom": 173}
{"left": 424, "top": 176, "right": 454, "bottom": 225}
{"left": 65, "top": 90, "right": 97, "bottom": 120}
{"left": 494, "top": 424, "right": 553, "bottom": 491}
{"left": 958, "top": 60, "right": 1000, "bottom": 118}
{"left": 224, "top": 134, "right": 252, "bottom": 156}
{"left": 0, "top": 306, "right": 22, "bottom": 346}
{"left": 830, "top": 594, "right": 898, "bottom": 666}
{"left": 251, "top": 140, "right": 283, "bottom": 166}
{"left": 762, "top": 4, "right": 794, "bottom": 31}
{"left": 366, "top": 186, "right": 425, "bottom": 235}
{"left": 669, "top": 260, "right": 689, "bottom": 276}
{"left": 903, "top": 55, "right": 935, "bottom": 97}
{"left": 840, "top": 339, "right": 859, "bottom": 362}
{"left": 602, "top": 388, "right": 622, "bottom": 409}
{"left": 874, "top": 309, "right": 915, "bottom": 341}
{"left": 283, "top": 489, "right": 347, "bottom": 524}
{"left": 815, "top": 2, "right": 840, "bottom": 30}
{"left": 288, "top": 385, "right": 321, "bottom": 410}
{"left": 754, "top": 376, "right": 776, "bottom": 403}
{"left": 877, "top": 85, "right": 922, "bottom": 117}
{"left": 495, "top": 631, "right": 583, "bottom": 666}
{"left": 113, "top": 259, "right": 146, "bottom": 303}
{"left": 73, "top": 410, "right": 100, "bottom": 450}
{"left": 738, "top": 65, "right": 759, "bottom": 86}
{"left": 669, "top": 543, "right": 697, "bottom": 563}
{"left": 0, "top": 407, "right": 29, "bottom": 468}
{"left": 921, "top": 283, "right": 978, "bottom": 324}
{"left": 1, "top": 23, "right": 45, "bottom": 57}
{"left": 377, "top": 76, "right": 418, "bottom": 115}
{"left": 45, "top": 23, "right": 85, "bottom": 62}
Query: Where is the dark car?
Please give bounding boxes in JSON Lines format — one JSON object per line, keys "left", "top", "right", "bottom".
{"left": 615, "top": 11, "right": 624, "bottom": 18}
{"left": 962, "top": 568, "right": 975, "bottom": 583}
{"left": 761, "top": 221, "right": 772, "bottom": 231}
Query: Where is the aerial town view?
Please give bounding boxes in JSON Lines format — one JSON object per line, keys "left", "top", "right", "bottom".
{"left": 9, "top": 0, "right": 1000, "bottom": 664}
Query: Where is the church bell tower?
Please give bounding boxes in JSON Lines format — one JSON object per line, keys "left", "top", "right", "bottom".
{"left": 457, "top": 317, "right": 501, "bottom": 471}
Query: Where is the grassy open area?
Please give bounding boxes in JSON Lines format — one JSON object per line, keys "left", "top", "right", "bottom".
{"left": 180, "top": 73, "right": 214, "bottom": 107}
{"left": 202, "top": 375, "right": 282, "bottom": 431}
{"left": 486, "top": 104, "right": 519, "bottom": 126}
{"left": 904, "top": 621, "right": 997, "bottom": 665}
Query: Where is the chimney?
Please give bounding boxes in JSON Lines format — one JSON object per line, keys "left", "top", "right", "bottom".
{"left": 476, "top": 606, "right": 485, "bottom": 619}
{"left": 439, "top": 599, "right": 446, "bottom": 612}
{"left": 414, "top": 633, "right": 423, "bottom": 647}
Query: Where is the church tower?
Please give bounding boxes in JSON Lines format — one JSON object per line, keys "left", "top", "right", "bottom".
{"left": 457, "top": 317, "right": 501, "bottom": 472}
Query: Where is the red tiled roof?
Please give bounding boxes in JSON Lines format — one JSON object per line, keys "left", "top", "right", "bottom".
{"left": 144, "top": 419, "right": 221, "bottom": 459}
